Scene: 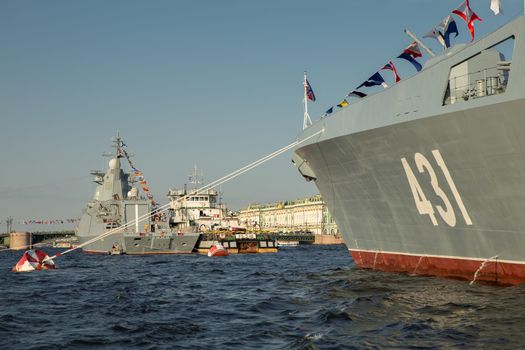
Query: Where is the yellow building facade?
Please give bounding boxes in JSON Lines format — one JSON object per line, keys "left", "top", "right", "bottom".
{"left": 237, "top": 195, "right": 339, "bottom": 236}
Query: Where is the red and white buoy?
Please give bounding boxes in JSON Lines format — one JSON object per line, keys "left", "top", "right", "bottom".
{"left": 208, "top": 243, "right": 229, "bottom": 257}
{"left": 12, "top": 250, "right": 55, "bottom": 272}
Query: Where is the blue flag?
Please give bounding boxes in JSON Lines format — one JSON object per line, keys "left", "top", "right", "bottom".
{"left": 397, "top": 52, "right": 422, "bottom": 72}
{"left": 356, "top": 72, "right": 387, "bottom": 89}
{"left": 443, "top": 17, "right": 459, "bottom": 48}
{"left": 425, "top": 15, "right": 459, "bottom": 49}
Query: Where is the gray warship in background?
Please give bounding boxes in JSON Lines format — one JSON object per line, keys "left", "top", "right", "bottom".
{"left": 294, "top": 13, "right": 525, "bottom": 284}
{"left": 76, "top": 135, "right": 200, "bottom": 254}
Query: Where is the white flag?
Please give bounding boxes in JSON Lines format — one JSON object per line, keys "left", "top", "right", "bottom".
{"left": 423, "top": 27, "right": 446, "bottom": 48}
{"left": 490, "top": 0, "right": 501, "bottom": 15}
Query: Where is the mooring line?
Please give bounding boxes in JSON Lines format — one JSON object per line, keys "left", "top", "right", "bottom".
{"left": 469, "top": 255, "right": 499, "bottom": 285}
{"left": 45, "top": 130, "right": 323, "bottom": 261}
{"left": 412, "top": 255, "right": 424, "bottom": 274}
{"left": 372, "top": 250, "right": 379, "bottom": 269}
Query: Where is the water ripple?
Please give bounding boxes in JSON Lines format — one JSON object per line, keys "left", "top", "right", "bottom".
{"left": 2, "top": 245, "right": 525, "bottom": 349}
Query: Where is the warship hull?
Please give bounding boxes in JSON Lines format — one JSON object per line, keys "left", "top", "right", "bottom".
{"left": 78, "top": 233, "right": 125, "bottom": 254}
{"left": 294, "top": 16, "right": 525, "bottom": 284}
{"left": 123, "top": 234, "right": 200, "bottom": 254}
{"left": 78, "top": 233, "right": 200, "bottom": 254}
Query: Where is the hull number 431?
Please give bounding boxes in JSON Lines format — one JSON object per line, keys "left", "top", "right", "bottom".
{"left": 401, "top": 149, "right": 472, "bottom": 227}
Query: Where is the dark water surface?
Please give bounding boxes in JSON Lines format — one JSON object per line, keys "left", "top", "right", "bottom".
{"left": 1, "top": 245, "right": 525, "bottom": 349}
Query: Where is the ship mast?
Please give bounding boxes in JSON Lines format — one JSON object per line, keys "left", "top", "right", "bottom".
{"left": 303, "top": 71, "right": 312, "bottom": 130}
{"left": 188, "top": 164, "right": 203, "bottom": 190}
{"left": 103, "top": 131, "right": 124, "bottom": 159}
{"left": 114, "top": 131, "right": 123, "bottom": 158}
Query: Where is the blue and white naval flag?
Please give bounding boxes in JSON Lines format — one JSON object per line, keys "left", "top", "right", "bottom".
{"left": 441, "top": 15, "right": 459, "bottom": 48}
{"left": 347, "top": 90, "right": 367, "bottom": 98}
{"left": 304, "top": 79, "right": 316, "bottom": 101}
{"left": 424, "top": 15, "right": 459, "bottom": 49}
{"left": 357, "top": 72, "right": 388, "bottom": 89}
{"left": 424, "top": 27, "right": 446, "bottom": 48}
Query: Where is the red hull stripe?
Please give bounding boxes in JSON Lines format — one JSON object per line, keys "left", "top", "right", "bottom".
{"left": 350, "top": 249, "right": 525, "bottom": 285}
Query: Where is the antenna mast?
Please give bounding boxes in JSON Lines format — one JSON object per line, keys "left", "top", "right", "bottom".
{"left": 188, "top": 165, "right": 203, "bottom": 190}
{"left": 115, "top": 131, "right": 122, "bottom": 158}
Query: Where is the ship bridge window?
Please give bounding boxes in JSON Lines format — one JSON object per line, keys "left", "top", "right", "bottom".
{"left": 443, "top": 36, "right": 513, "bottom": 105}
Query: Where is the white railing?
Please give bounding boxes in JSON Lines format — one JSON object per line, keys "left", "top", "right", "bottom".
{"left": 444, "top": 64, "right": 510, "bottom": 105}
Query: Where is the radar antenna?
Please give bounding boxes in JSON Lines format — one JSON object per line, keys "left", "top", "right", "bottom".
{"left": 102, "top": 131, "right": 133, "bottom": 158}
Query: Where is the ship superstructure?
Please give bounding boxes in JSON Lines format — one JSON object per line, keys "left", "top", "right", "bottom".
{"left": 293, "top": 12, "right": 525, "bottom": 284}
{"left": 167, "top": 166, "right": 238, "bottom": 232}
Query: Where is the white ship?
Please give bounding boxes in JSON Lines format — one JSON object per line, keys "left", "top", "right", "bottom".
{"left": 167, "top": 166, "right": 239, "bottom": 232}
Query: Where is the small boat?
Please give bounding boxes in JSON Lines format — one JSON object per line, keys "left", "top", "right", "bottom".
{"left": 208, "top": 243, "right": 229, "bottom": 257}
{"left": 109, "top": 243, "right": 122, "bottom": 255}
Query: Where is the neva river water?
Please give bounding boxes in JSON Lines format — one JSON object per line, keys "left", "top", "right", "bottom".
{"left": 1, "top": 245, "right": 525, "bottom": 349}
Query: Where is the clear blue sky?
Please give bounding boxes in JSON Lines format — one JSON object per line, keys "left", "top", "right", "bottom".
{"left": 0, "top": 0, "right": 521, "bottom": 231}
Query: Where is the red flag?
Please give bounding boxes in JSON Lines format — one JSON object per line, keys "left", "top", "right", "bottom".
{"left": 381, "top": 61, "right": 401, "bottom": 83}
{"left": 453, "top": 0, "right": 482, "bottom": 41}
{"left": 404, "top": 42, "right": 422, "bottom": 58}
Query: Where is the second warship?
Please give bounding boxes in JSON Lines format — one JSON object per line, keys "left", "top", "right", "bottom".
{"left": 76, "top": 135, "right": 278, "bottom": 255}
{"left": 76, "top": 135, "right": 200, "bottom": 254}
